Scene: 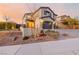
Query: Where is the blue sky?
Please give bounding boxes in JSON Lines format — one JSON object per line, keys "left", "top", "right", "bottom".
{"left": 0, "top": 3, "right": 79, "bottom": 23}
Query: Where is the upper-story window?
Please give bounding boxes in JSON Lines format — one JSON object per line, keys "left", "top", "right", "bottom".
{"left": 44, "top": 10, "right": 51, "bottom": 17}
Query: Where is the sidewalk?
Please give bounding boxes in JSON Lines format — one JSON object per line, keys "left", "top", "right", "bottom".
{"left": 0, "top": 38, "right": 79, "bottom": 55}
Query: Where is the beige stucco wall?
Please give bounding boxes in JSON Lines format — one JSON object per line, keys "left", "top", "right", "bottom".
{"left": 33, "top": 8, "right": 55, "bottom": 30}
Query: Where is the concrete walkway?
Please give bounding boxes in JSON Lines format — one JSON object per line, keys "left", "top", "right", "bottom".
{"left": 0, "top": 38, "right": 79, "bottom": 55}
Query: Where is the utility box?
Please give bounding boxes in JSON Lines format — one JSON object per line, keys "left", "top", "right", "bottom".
{"left": 20, "top": 27, "right": 33, "bottom": 37}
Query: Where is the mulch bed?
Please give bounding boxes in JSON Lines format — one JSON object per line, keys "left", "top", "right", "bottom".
{"left": 0, "top": 31, "right": 77, "bottom": 46}
{"left": 0, "top": 31, "right": 59, "bottom": 46}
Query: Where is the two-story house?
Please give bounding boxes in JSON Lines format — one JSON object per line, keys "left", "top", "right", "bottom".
{"left": 23, "top": 7, "right": 57, "bottom": 35}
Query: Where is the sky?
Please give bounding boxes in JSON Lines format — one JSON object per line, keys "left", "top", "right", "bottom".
{"left": 0, "top": 3, "right": 79, "bottom": 24}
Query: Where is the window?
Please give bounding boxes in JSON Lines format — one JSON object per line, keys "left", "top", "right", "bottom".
{"left": 26, "top": 20, "right": 35, "bottom": 28}
{"left": 44, "top": 10, "right": 51, "bottom": 16}
{"left": 42, "top": 21, "right": 52, "bottom": 29}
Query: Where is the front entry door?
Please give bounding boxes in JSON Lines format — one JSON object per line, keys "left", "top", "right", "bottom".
{"left": 42, "top": 21, "right": 52, "bottom": 29}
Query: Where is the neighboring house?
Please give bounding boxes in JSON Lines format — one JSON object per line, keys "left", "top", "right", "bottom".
{"left": 56, "top": 15, "right": 71, "bottom": 22}
{"left": 23, "top": 7, "right": 57, "bottom": 35}
{"left": 56, "top": 15, "right": 73, "bottom": 29}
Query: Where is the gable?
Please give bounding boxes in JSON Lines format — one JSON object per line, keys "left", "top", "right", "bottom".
{"left": 31, "top": 7, "right": 57, "bottom": 21}
{"left": 23, "top": 7, "right": 57, "bottom": 21}
{"left": 32, "top": 7, "right": 57, "bottom": 16}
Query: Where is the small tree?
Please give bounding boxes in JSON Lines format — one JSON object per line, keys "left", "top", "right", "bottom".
{"left": 3, "top": 15, "right": 9, "bottom": 30}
